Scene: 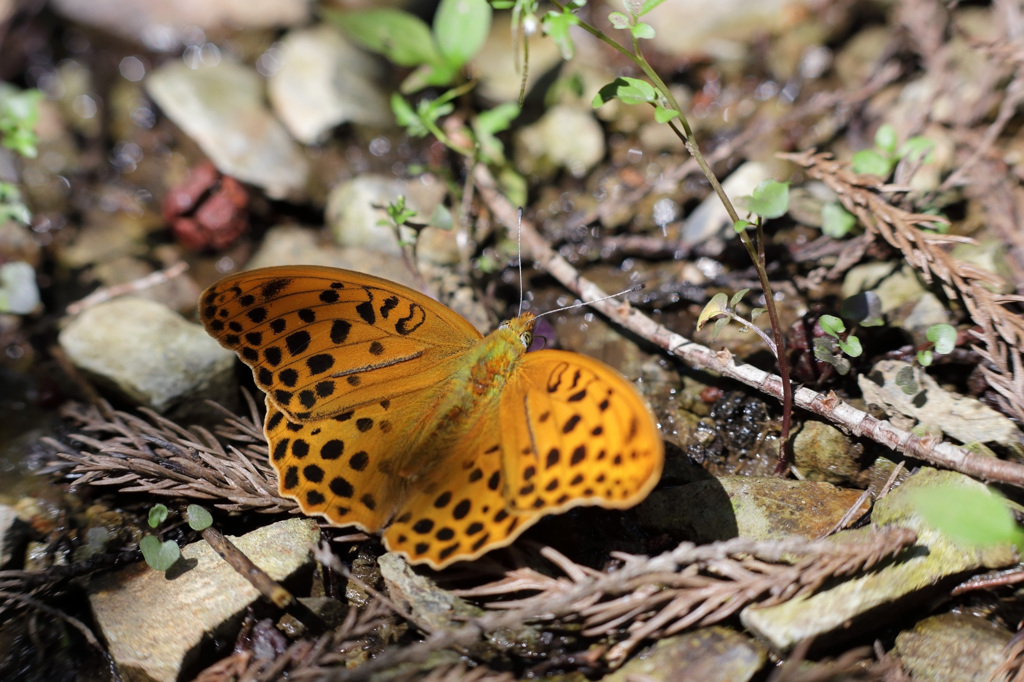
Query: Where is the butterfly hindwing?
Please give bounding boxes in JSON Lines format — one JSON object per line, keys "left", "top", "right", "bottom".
{"left": 501, "top": 350, "right": 664, "bottom": 513}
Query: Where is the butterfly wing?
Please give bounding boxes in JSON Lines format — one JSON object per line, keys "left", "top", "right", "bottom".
{"left": 265, "top": 387, "right": 448, "bottom": 534}
{"left": 381, "top": 349, "right": 664, "bottom": 569}
{"left": 501, "top": 350, "right": 663, "bottom": 513}
{"left": 200, "top": 265, "right": 483, "bottom": 421}
{"left": 382, "top": 396, "right": 516, "bottom": 569}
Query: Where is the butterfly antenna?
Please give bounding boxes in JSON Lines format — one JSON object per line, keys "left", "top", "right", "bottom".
{"left": 517, "top": 207, "right": 524, "bottom": 317}
{"left": 535, "top": 284, "right": 646, "bottom": 320}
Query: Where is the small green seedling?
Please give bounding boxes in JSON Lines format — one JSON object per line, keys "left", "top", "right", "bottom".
{"left": 813, "top": 315, "right": 862, "bottom": 376}
{"left": 140, "top": 503, "right": 213, "bottom": 571}
{"left": 140, "top": 535, "right": 180, "bottom": 572}
{"left": 852, "top": 123, "right": 934, "bottom": 178}
{"left": 328, "top": 0, "right": 491, "bottom": 93}
{"left": 737, "top": 179, "right": 790, "bottom": 220}
{"left": 186, "top": 504, "right": 213, "bottom": 531}
{"left": 0, "top": 84, "right": 42, "bottom": 159}
{"left": 148, "top": 503, "right": 169, "bottom": 528}
{"left": 696, "top": 289, "right": 771, "bottom": 349}
{"left": 916, "top": 323, "right": 956, "bottom": 367}
{"left": 821, "top": 201, "right": 858, "bottom": 239}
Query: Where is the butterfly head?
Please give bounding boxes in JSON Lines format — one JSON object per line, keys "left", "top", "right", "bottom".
{"left": 498, "top": 311, "right": 537, "bottom": 350}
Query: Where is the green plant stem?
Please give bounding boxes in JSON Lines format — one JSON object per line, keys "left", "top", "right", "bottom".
{"left": 550, "top": 1, "right": 793, "bottom": 468}
{"left": 752, "top": 221, "right": 792, "bottom": 469}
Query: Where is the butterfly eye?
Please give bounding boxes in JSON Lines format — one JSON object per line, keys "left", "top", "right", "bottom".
{"left": 519, "top": 331, "right": 532, "bottom": 349}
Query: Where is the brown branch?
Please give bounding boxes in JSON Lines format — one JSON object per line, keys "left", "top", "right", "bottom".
{"left": 473, "top": 163, "right": 1024, "bottom": 488}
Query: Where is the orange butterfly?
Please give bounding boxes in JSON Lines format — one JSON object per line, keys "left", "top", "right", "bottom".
{"left": 200, "top": 265, "right": 663, "bottom": 568}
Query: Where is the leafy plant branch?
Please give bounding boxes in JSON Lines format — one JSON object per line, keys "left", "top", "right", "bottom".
{"left": 546, "top": 0, "right": 796, "bottom": 465}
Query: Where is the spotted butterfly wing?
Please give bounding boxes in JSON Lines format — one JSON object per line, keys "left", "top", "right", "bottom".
{"left": 200, "top": 266, "right": 665, "bottom": 569}
{"left": 199, "top": 265, "right": 483, "bottom": 422}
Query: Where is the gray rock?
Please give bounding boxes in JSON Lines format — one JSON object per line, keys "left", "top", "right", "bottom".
{"left": 0, "top": 261, "right": 41, "bottom": 314}
{"left": 324, "top": 174, "right": 448, "bottom": 258}
{"left": 58, "top": 297, "right": 235, "bottom": 416}
{"left": 514, "top": 104, "right": 605, "bottom": 179}
{"left": 268, "top": 25, "right": 390, "bottom": 145}
{"left": 681, "top": 161, "right": 773, "bottom": 252}
{"left": 245, "top": 225, "right": 425, "bottom": 293}
{"left": 741, "top": 469, "right": 1017, "bottom": 650}
{"left": 636, "top": 476, "right": 869, "bottom": 542}
{"left": 89, "top": 518, "right": 319, "bottom": 682}
{"left": 895, "top": 612, "right": 1010, "bottom": 681}
{"left": 644, "top": 0, "right": 812, "bottom": 58}
{"left": 146, "top": 61, "right": 308, "bottom": 199}
{"left": 606, "top": 626, "right": 766, "bottom": 682}
{"left": 859, "top": 359, "right": 1022, "bottom": 448}
{"left": 51, "top": 0, "right": 308, "bottom": 48}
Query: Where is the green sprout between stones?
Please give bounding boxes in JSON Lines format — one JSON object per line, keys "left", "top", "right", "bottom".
{"left": 140, "top": 503, "right": 213, "bottom": 572}
{"left": 820, "top": 123, "right": 941, "bottom": 239}
{"left": 328, "top": 0, "right": 521, "bottom": 170}
{"left": 852, "top": 123, "right": 934, "bottom": 179}
{"left": 0, "top": 83, "right": 42, "bottom": 226}
{"left": 814, "top": 314, "right": 863, "bottom": 376}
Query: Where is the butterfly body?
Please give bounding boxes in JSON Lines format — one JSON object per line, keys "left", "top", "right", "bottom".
{"left": 201, "top": 266, "right": 663, "bottom": 569}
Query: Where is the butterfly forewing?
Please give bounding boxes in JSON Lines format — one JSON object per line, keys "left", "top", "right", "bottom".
{"left": 200, "top": 266, "right": 483, "bottom": 421}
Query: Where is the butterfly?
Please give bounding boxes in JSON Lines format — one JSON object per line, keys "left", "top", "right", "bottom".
{"left": 199, "top": 265, "right": 664, "bottom": 569}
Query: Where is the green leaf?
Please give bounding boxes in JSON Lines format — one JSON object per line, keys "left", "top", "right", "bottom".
{"left": 186, "top": 505, "right": 213, "bottom": 531}
{"left": 401, "top": 61, "right": 460, "bottom": 93}
{"left": 140, "top": 535, "right": 181, "bottom": 571}
{"left": 874, "top": 123, "right": 898, "bottom": 154}
{"left": 148, "top": 504, "right": 169, "bottom": 528}
{"left": 813, "top": 336, "right": 850, "bottom": 375}
{"left": 818, "top": 314, "right": 844, "bottom": 339}
{"left": 326, "top": 9, "right": 441, "bottom": 68}
{"left": 750, "top": 307, "right": 766, "bottom": 322}
{"left": 711, "top": 316, "right": 729, "bottom": 340}
{"left": 592, "top": 77, "right": 658, "bottom": 108}
{"left": 542, "top": 8, "right": 581, "bottom": 60}
{"left": 653, "top": 103, "right": 678, "bottom": 122}
{"left": 0, "top": 86, "right": 42, "bottom": 159}
{"left": 608, "top": 11, "right": 631, "bottom": 29}
{"left": 391, "top": 93, "right": 419, "bottom": 130}
{"left": 475, "top": 102, "right": 520, "bottom": 138}
{"left": 926, "top": 323, "right": 957, "bottom": 355}
{"left": 733, "top": 219, "right": 752, "bottom": 233}
{"left": 729, "top": 288, "right": 749, "bottom": 309}
{"left": 911, "top": 484, "right": 1024, "bottom": 550}
{"left": 899, "top": 136, "right": 934, "bottom": 163}
{"left": 821, "top": 202, "right": 857, "bottom": 238}
{"left": 917, "top": 349, "right": 933, "bottom": 366}
{"left": 851, "top": 149, "right": 892, "bottom": 177}
{"left": 435, "top": 0, "right": 492, "bottom": 68}
{"left": 631, "top": 22, "right": 655, "bottom": 39}
{"left": 696, "top": 292, "right": 730, "bottom": 331}
{"left": 836, "top": 334, "right": 862, "bottom": 358}
{"left": 743, "top": 179, "right": 790, "bottom": 219}
{"left": 639, "top": 0, "right": 669, "bottom": 15}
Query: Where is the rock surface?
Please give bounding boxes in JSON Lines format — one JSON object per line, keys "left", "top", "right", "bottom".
{"left": 146, "top": 61, "right": 309, "bottom": 199}
{"left": 58, "top": 297, "right": 235, "bottom": 416}
{"left": 268, "top": 25, "right": 390, "bottom": 144}
{"left": 89, "top": 518, "right": 319, "bottom": 682}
